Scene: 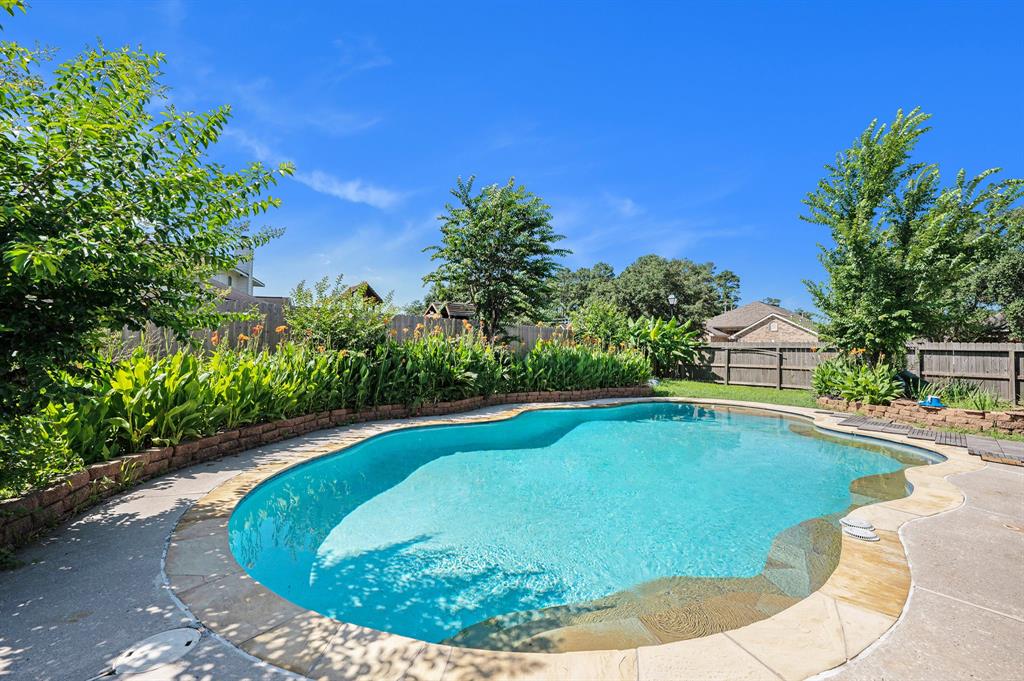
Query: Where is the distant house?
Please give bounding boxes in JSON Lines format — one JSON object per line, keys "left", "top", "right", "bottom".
{"left": 212, "top": 250, "right": 264, "bottom": 296}
{"left": 705, "top": 302, "right": 818, "bottom": 343}
{"left": 424, "top": 301, "right": 476, "bottom": 319}
{"left": 343, "top": 281, "right": 385, "bottom": 304}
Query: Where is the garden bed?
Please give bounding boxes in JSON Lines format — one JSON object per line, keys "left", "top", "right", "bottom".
{"left": 817, "top": 396, "right": 1024, "bottom": 436}
{"left": 0, "top": 385, "right": 652, "bottom": 550}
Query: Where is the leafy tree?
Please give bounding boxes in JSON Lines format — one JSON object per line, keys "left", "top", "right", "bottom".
{"left": 714, "top": 270, "right": 741, "bottom": 311}
{"left": 792, "top": 307, "right": 817, "bottom": 322}
{"left": 803, "top": 108, "right": 1023, "bottom": 362}
{"left": 548, "top": 262, "right": 616, "bottom": 320}
{"left": 399, "top": 298, "right": 426, "bottom": 316}
{"left": 423, "top": 177, "right": 570, "bottom": 340}
{"left": 284, "top": 276, "right": 395, "bottom": 352}
{"left": 761, "top": 297, "right": 782, "bottom": 306}
{"left": 569, "top": 299, "right": 630, "bottom": 348}
{"left": 0, "top": 43, "right": 292, "bottom": 414}
{"left": 613, "top": 255, "right": 736, "bottom": 325}
{"left": 627, "top": 317, "right": 700, "bottom": 378}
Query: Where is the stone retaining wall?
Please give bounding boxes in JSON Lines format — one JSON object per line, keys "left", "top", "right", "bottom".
{"left": 0, "top": 386, "right": 653, "bottom": 550}
{"left": 817, "top": 396, "right": 1024, "bottom": 435}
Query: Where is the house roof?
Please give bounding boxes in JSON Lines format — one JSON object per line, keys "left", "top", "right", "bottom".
{"left": 425, "top": 301, "right": 476, "bottom": 318}
{"left": 705, "top": 302, "right": 815, "bottom": 332}
{"left": 728, "top": 312, "right": 818, "bottom": 340}
{"left": 343, "top": 282, "right": 384, "bottom": 304}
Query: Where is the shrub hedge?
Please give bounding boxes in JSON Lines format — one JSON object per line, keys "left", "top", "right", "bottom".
{"left": 1, "top": 332, "right": 650, "bottom": 498}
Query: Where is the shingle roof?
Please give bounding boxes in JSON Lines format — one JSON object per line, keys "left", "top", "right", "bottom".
{"left": 425, "top": 301, "right": 476, "bottom": 318}
{"left": 704, "top": 302, "right": 815, "bottom": 331}
{"left": 343, "top": 282, "right": 384, "bottom": 303}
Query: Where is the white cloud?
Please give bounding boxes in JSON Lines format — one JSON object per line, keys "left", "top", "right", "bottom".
{"left": 293, "top": 170, "right": 403, "bottom": 209}
{"left": 222, "top": 128, "right": 277, "bottom": 162}
{"left": 332, "top": 36, "right": 393, "bottom": 76}
{"left": 606, "top": 194, "right": 642, "bottom": 218}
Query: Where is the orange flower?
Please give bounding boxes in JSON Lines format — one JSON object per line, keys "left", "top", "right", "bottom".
{"left": 210, "top": 330, "right": 220, "bottom": 346}
{"left": 252, "top": 324, "right": 264, "bottom": 336}
{"left": 316, "top": 344, "right": 326, "bottom": 352}
{"left": 275, "top": 325, "right": 288, "bottom": 333}
{"left": 238, "top": 333, "right": 250, "bottom": 343}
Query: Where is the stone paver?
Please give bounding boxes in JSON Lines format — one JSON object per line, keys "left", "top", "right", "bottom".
{"left": 0, "top": 398, "right": 1021, "bottom": 681}
{"left": 828, "top": 589, "right": 1024, "bottom": 681}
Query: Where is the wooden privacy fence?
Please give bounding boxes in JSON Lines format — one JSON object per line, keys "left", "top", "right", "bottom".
{"left": 387, "top": 314, "right": 561, "bottom": 352}
{"left": 694, "top": 341, "right": 1023, "bottom": 402}
{"left": 122, "top": 308, "right": 560, "bottom": 356}
{"left": 119, "top": 296, "right": 288, "bottom": 356}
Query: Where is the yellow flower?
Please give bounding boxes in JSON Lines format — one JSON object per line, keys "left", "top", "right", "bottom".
{"left": 275, "top": 325, "right": 288, "bottom": 333}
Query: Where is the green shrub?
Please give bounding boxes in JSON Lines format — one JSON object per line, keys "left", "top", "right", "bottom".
{"left": 837, "top": 363, "right": 904, "bottom": 405}
{"left": 811, "top": 356, "right": 854, "bottom": 397}
{"left": 627, "top": 317, "right": 700, "bottom": 378}
{"left": 0, "top": 415, "right": 80, "bottom": 499}
{"left": 2, "top": 335, "right": 650, "bottom": 498}
{"left": 570, "top": 300, "right": 630, "bottom": 349}
{"left": 907, "top": 377, "right": 1010, "bottom": 411}
{"left": 284, "top": 276, "right": 394, "bottom": 353}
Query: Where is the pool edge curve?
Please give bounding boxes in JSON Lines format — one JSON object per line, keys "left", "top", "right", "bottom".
{"left": 163, "top": 397, "right": 981, "bottom": 681}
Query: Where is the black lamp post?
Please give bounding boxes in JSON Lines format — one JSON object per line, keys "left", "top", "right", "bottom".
{"left": 667, "top": 293, "right": 677, "bottom": 319}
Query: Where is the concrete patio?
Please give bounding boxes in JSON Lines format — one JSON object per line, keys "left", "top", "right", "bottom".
{"left": 1, "top": 408, "right": 1022, "bottom": 681}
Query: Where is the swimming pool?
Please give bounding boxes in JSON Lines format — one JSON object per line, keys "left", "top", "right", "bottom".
{"left": 228, "top": 402, "right": 937, "bottom": 652}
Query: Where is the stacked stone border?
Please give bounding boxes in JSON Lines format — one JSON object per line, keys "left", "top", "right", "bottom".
{"left": 817, "top": 396, "right": 1024, "bottom": 436}
{"left": 0, "top": 385, "right": 652, "bottom": 550}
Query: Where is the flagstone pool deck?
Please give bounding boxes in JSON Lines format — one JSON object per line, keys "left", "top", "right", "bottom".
{"left": 1, "top": 398, "right": 1022, "bottom": 681}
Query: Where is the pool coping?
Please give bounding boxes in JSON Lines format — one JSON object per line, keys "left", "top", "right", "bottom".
{"left": 164, "top": 397, "right": 982, "bottom": 681}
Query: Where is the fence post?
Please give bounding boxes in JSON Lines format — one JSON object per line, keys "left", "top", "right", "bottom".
{"left": 1011, "top": 347, "right": 1019, "bottom": 405}
{"left": 724, "top": 347, "right": 731, "bottom": 385}
{"left": 775, "top": 346, "right": 782, "bottom": 390}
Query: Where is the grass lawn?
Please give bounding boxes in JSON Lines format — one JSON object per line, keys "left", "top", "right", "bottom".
{"left": 654, "top": 379, "right": 819, "bottom": 409}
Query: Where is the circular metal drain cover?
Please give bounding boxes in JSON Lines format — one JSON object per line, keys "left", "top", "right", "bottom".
{"left": 842, "top": 525, "right": 880, "bottom": 541}
{"left": 840, "top": 515, "right": 874, "bottom": 530}
{"left": 111, "top": 627, "right": 201, "bottom": 675}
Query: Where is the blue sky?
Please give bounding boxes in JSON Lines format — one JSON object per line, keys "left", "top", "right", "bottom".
{"left": 10, "top": 1, "right": 1023, "bottom": 310}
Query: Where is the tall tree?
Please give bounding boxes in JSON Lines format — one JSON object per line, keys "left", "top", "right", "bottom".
{"left": 613, "top": 255, "right": 737, "bottom": 325}
{"left": 0, "top": 43, "right": 292, "bottom": 414}
{"left": 423, "top": 177, "right": 570, "bottom": 339}
{"left": 714, "top": 270, "right": 741, "bottom": 311}
{"left": 802, "top": 108, "right": 1022, "bottom": 362}
{"left": 760, "top": 297, "right": 782, "bottom": 307}
{"left": 548, "top": 262, "right": 616, "bottom": 320}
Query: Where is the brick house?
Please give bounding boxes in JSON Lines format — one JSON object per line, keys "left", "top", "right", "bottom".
{"left": 705, "top": 302, "right": 818, "bottom": 343}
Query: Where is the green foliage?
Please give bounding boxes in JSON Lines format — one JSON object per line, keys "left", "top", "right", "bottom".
{"left": 423, "top": 176, "right": 570, "bottom": 339}
{"left": 906, "top": 377, "right": 1011, "bottom": 411}
{"left": 0, "top": 42, "right": 292, "bottom": 416}
{"left": 803, "top": 108, "right": 1024, "bottom": 360}
{"left": 839, "top": 364, "right": 903, "bottom": 405}
{"left": 3, "top": 337, "right": 650, "bottom": 498}
{"left": 627, "top": 317, "right": 700, "bottom": 378}
{"left": 284, "top": 276, "right": 394, "bottom": 353}
{"left": 548, "top": 262, "right": 617, "bottom": 320}
{"left": 0, "top": 415, "right": 80, "bottom": 499}
{"left": 570, "top": 299, "right": 630, "bottom": 349}
{"left": 810, "top": 356, "right": 855, "bottom": 397}
{"left": 812, "top": 356, "right": 903, "bottom": 404}
{"left": 510, "top": 339, "right": 650, "bottom": 392}
{"left": 612, "top": 255, "right": 738, "bottom": 325}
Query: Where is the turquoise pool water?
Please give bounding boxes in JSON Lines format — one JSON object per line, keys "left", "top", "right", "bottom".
{"left": 228, "top": 402, "right": 935, "bottom": 646}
